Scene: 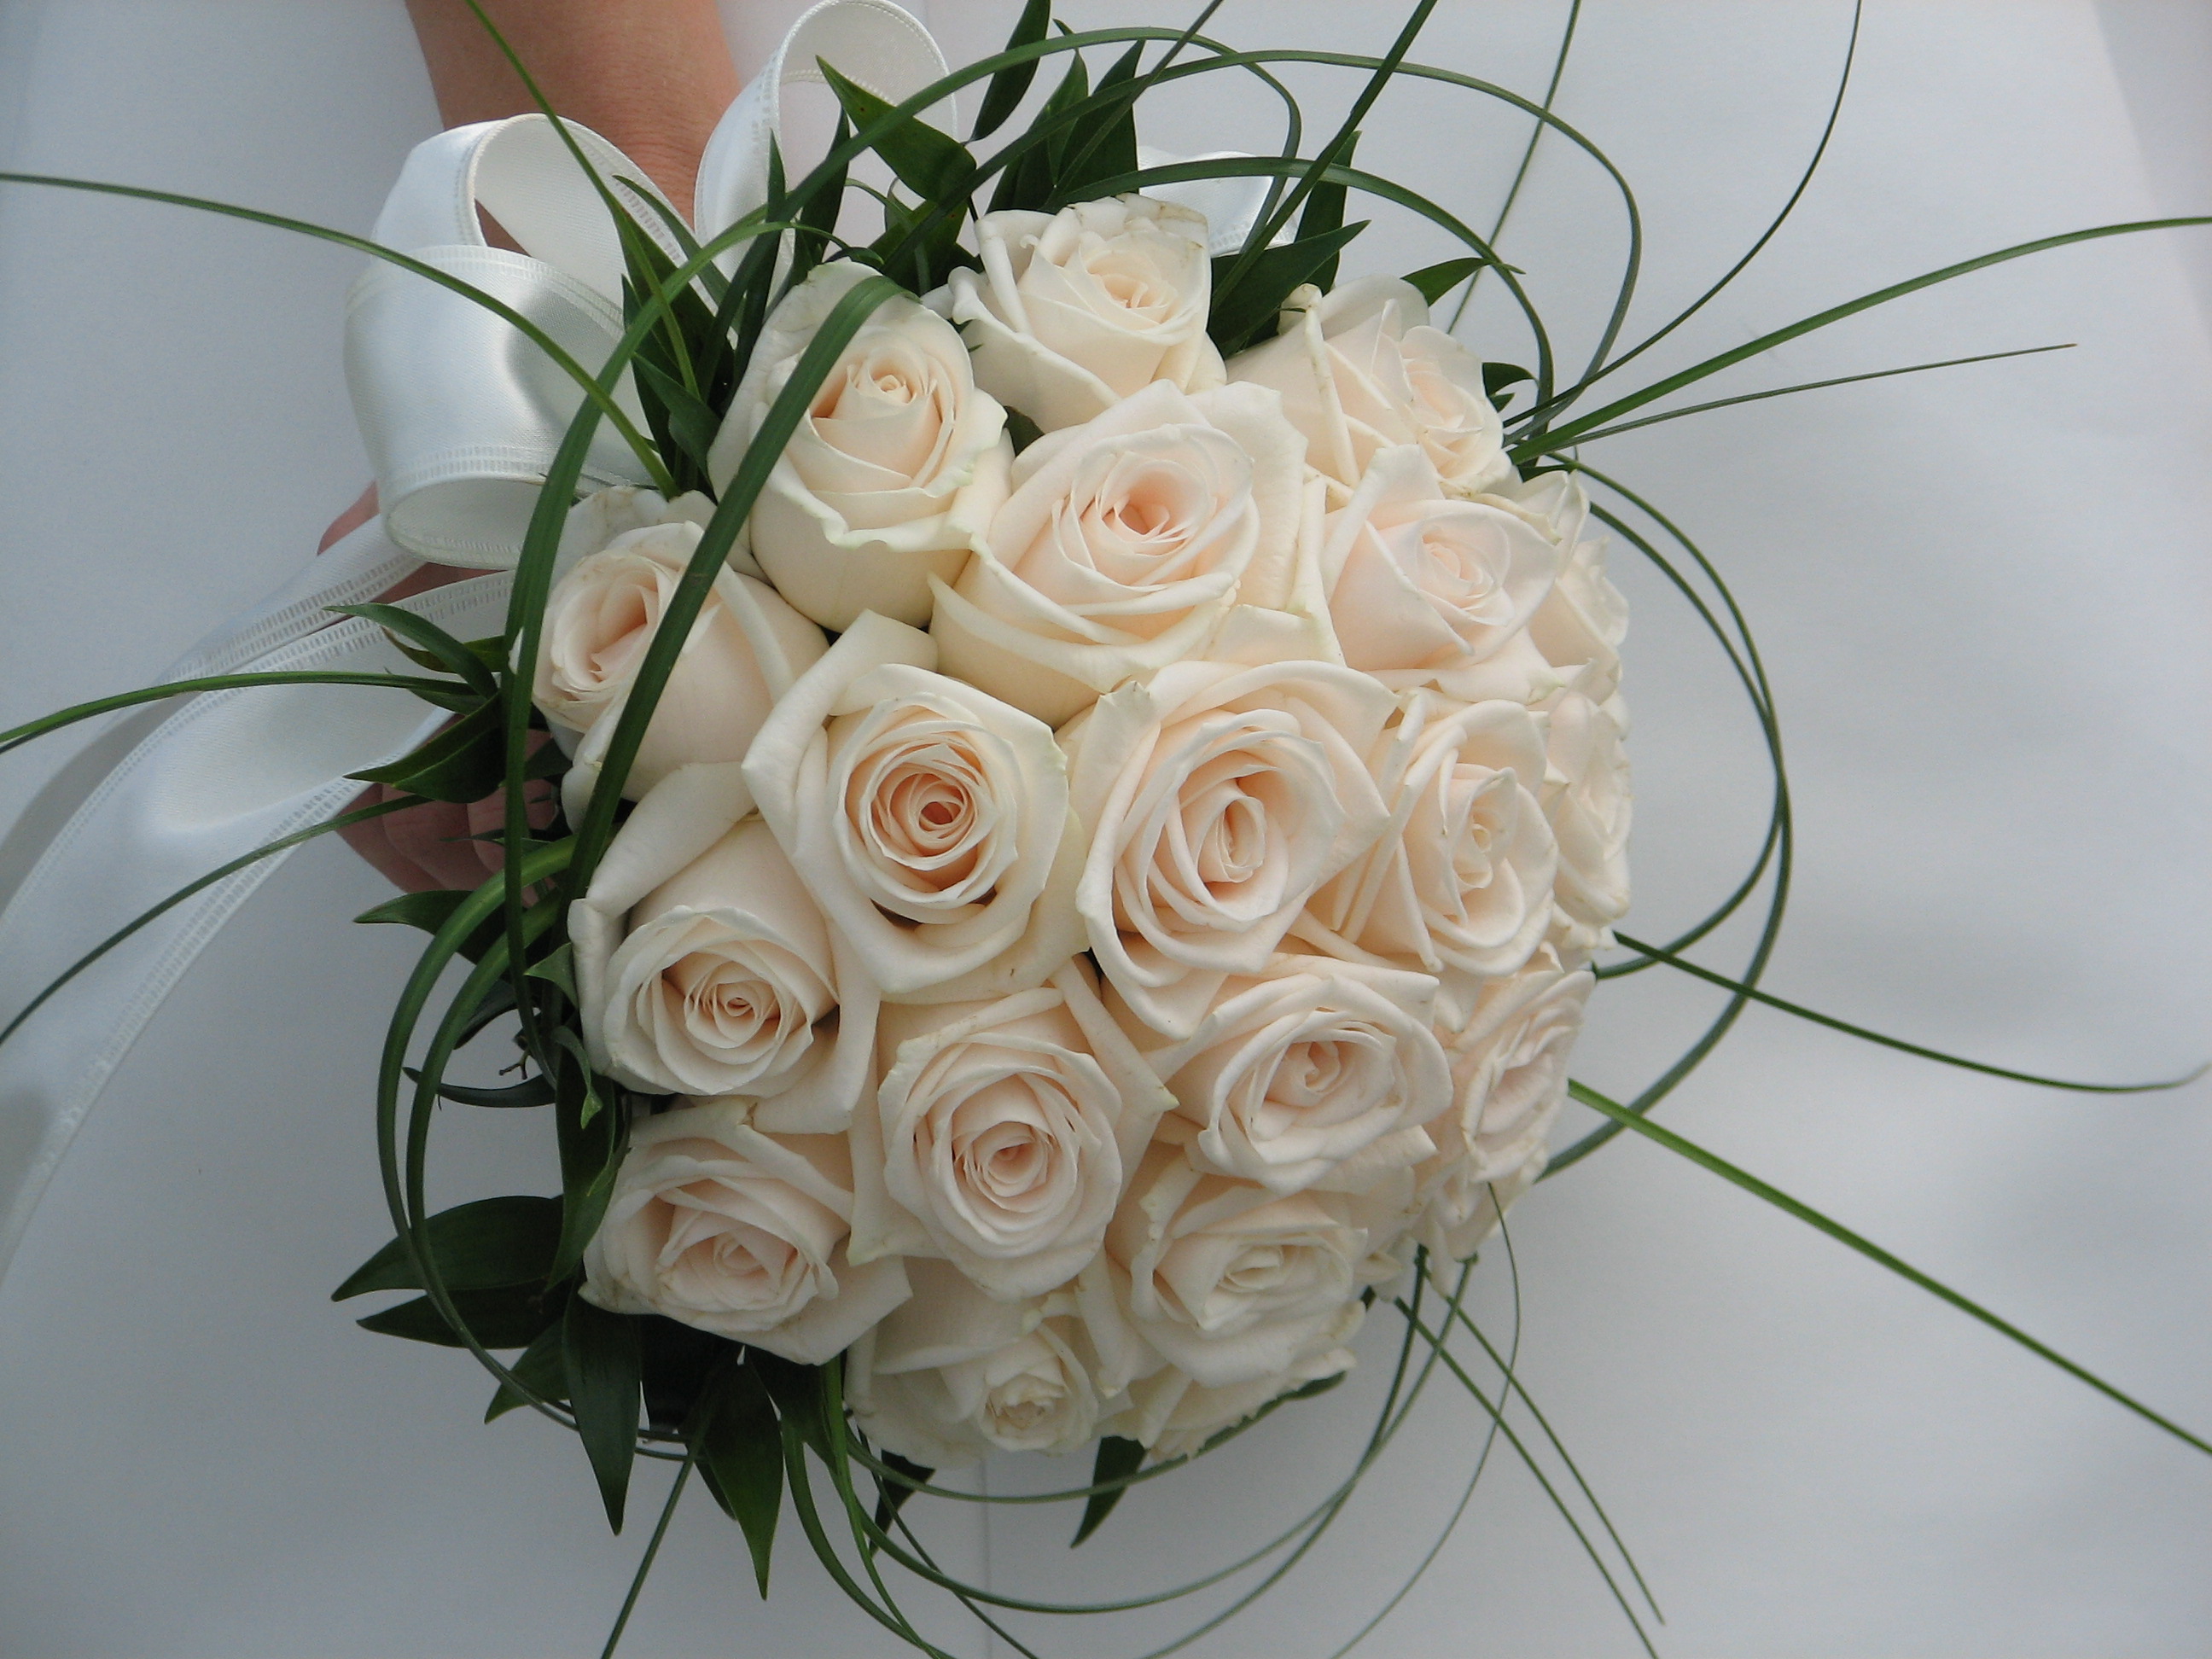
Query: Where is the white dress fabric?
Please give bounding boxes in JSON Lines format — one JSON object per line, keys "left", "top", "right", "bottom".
{"left": 0, "top": 3, "right": 2206, "bottom": 1655}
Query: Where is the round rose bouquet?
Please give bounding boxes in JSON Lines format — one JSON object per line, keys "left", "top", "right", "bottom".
{"left": 2, "top": 1, "right": 2206, "bottom": 1653}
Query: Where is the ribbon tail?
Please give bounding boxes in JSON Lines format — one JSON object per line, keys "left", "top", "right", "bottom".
{"left": 0, "top": 518, "right": 511, "bottom": 1282}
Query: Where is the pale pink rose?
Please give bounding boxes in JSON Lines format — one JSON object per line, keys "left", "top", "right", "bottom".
{"left": 580, "top": 1098, "right": 909, "bottom": 1364}
{"left": 711, "top": 260, "right": 1010, "bottom": 630}
{"left": 1226, "top": 276, "right": 1510, "bottom": 496}
{"left": 847, "top": 1262, "right": 1106, "bottom": 1465}
{"left": 1318, "top": 445, "right": 1557, "bottom": 684}
{"left": 930, "top": 381, "right": 1307, "bottom": 728}
{"left": 1115, "top": 955, "right": 1450, "bottom": 1196}
{"left": 849, "top": 963, "right": 1172, "bottom": 1300}
{"left": 1109, "top": 1314, "right": 1359, "bottom": 1459}
{"left": 1542, "top": 690, "right": 1632, "bottom": 963}
{"left": 533, "top": 515, "right": 825, "bottom": 808}
{"left": 1084, "top": 1138, "right": 1403, "bottom": 1388}
{"left": 570, "top": 765, "right": 876, "bottom": 1130}
{"left": 742, "top": 613, "right": 1085, "bottom": 1003}
{"left": 1297, "top": 692, "right": 1559, "bottom": 996}
{"left": 1058, "top": 658, "right": 1395, "bottom": 1039}
{"left": 1412, "top": 953, "right": 1590, "bottom": 1260}
{"left": 944, "top": 195, "right": 1224, "bottom": 433}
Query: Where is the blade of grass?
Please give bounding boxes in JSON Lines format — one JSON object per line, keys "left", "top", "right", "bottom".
{"left": 1559, "top": 342, "right": 2075, "bottom": 445}
{"left": 1569, "top": 1078, "right": 2212, "bottom": 1458}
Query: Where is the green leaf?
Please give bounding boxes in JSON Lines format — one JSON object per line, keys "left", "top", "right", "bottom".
{"left": 549, "top": 1045, "right": 626, "bottom": 1284}
{"left": 1071, "top": 1435, "right": 1144, "bottom": 1546}
{"left": 524, "top": 940, "right": 578, "bottom": 1001}
{"left": 969, "top": 0, "right": 1052, "bottom": 142}
{"left": 751, "top": 1352, "right": 831, "bottom": 1462}
{"left": 1003, "top": 406, "right": 1045, "bottom": 454}
{"left": 565, "top": 1295, "right": 643, "bottom": 1532}
{"left": 326, "top": 603, "right": 504, "bottom": 699}
{"left": 355, "top": 1284, "right": 562, "bottom": 1350}
{"left": 354, "top": 889, "right": 469, "bottom": 934}
{"left": 454, "top": 975, "right": 518, "bottom": 1047}
{"left": 333, "top": 1195, "right": 562, "bottom": 1300}
{"left": 422, "top": 1072, "right": 555, "bottom": 1109}
{"left": 1484, "top": 360, "right": 1534, "bottom": 401}
{"left": 991, "top": 49, "right": 1086, "bottom": 213}
{"left": 1294, "top": 131, "right": 1356, "bottom": 293}
{"left": 697, "top": 1362, "right": 784, "bottom": 1595}
{"left": 485, "top": 1321, "right": 569, "bottom": 1421}
{"left": 359, "top": 888, "right": 514, "bottom": 965}
{"left": 871, "top": 1451, "right": 932, "bottom": 1534}
{"left": 788, "top": 112, "right": 851, "bottom": 291}
{"left": 1404, "top": 254, "right": 1486, "bottom": 306}
{"left": 1208, "top": 220, "right": 1368, "bottom": 357}
{"left": 347, "top": 699, "right": 504, "bottom": 805}
{"left": 818, "top": 61, "right": 975, "bottom": 202}
{"left": 1051, "top": 41, "right": 1142, "bottom": 201}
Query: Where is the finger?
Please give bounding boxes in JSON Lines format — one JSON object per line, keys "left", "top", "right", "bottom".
{"left": 466, "top": 789, "right": 507, "bottom": 875}
{"left": 318, "top": 485, "right": 379, "bottom": 553}
{"left": 336, "top": 783, "right": 440, "bottom": 894}
{"left": 384, "top": 796, "right": 493, "bottom": 892}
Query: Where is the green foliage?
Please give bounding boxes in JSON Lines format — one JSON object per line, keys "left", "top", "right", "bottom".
{"left": 1207, "top": 220, "right": 1368, "bottom": 357}
{"left": 327, "top": 603, "right": 504, "bottom": 698}
{"left": 1070, "top": 1435, "right": 1144, "bottom": 1546}
{"left": 988, "top": 47, "right": 1088, "bottom": 213}
{"left": 357, "top": 1284, "right": 565, "bottom": 1350}
{"left": 347, "top": 699, "right": 506, "bottom": 805}
{"left": 871, "top": 1451, "right": 933, "bottom": 1534}
{"left": 334, "top": 1195, "right": 562, "bottom": 1300}
{"left": 564, "top": 1295, "right": 643, "bottom": 1532}
{"left": 485, "top": 1323, "right": 569, "bottom": 1421}
{"left": 696, "top": 1362, "right": 786, "bottom": 1594}
{"left": 550, "top": 1045, "right": 626, "bottom": 1284}
{"left": 1050, "top": 42, "right": 1142, "bottom": 203}
{"left": 822, "top": 61, "right": 978, "bottom": 203}
{"left": 1404, "top": 254, "right": 1487, "bottom": 306}
{"left": 968, "top": 0, "right": 1052, "bottom": 143}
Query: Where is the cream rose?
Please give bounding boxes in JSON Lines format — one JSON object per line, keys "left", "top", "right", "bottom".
{"left": 1117, "top": 956, "right": 1450, "bottom": 1197}
{"left": 943, "top": 195, "right": 1225, "bottom": 434}
{"left": 1297, "top": 692, "right": 1559, "bottom": 998}
{"left": 1318, "top": 445, "right": 1557, "bottom": 684}
{"left": 1226, "top": 275, "right": 1511, "bottom": 497}
{"left": 1543, "top": 690, "right": 1632, "bottom": 962}
{"left": 580, "top": 1098, "right": 909, "bottom": 1364}
{"left": 533, "top": 513, "right": 825, "bottom": 810}
{"left": 1413, "top": 954, "right": 1590, "bottom": 1260}
{"left": 1086, "top": 1140, "right": 1394, "bottom": 1388}
{"left": 850, "top": 962, "right": 1172, "bottom": 1300}
{"left": 741, "top": 613, "right": 1084, "bottom": 1004}
{"left": 929, "top": 381, "right": 1309, "bottom": 728}
{"left": 1059, "top": 658, "right": 1394, "bottom": 1039}
{"left": 709, "top": 260, "right": 1011, "bottom": 631}
{"left": 847, "top": 1261, "right": 1105, "bottom": 1465}
{"left": 571, "top": 764, "right": 876, "bottom": 1130}
{"left": 1111, "top": 1318, "right": 1359, "bottom": 1459}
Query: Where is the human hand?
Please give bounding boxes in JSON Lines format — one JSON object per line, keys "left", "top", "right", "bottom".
{"left": 320, "top": 486, "right": 559, "bottom": 894}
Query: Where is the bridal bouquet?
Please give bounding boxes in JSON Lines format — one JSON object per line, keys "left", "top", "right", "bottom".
{"left": 0, "top": 0, "right": 2203, "bottom": 1652}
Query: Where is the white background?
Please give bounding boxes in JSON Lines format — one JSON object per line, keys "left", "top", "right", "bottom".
{"left": 0, "top": 3, "right": 2207, "bottom": 1656}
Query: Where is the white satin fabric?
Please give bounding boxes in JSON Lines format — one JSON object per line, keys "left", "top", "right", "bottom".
{"left": 0, "top": 3, "right": 2205, "bottom": 1656}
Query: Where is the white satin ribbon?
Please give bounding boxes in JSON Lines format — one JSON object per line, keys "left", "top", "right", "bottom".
{"left": 0, "top": 0, "right": 1272, "bottom": 1282}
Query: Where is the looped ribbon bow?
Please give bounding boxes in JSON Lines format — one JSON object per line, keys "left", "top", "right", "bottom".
{"left": 0, "top": 0, "right": 1267, "bottom": 1279}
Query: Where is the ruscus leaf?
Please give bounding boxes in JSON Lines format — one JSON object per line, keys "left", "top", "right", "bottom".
{"left": 563, "top": 1295, "right": 643, "bottom": 1534}
{"left": 333, "top": 1195, "right": 562, "bottom": 1300}
{"left": 697, "top": 1361, "right": 784, "bottom": 1594}
{"left": 1071, "top": 1435, "right": 1145, "bottom": 1546}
